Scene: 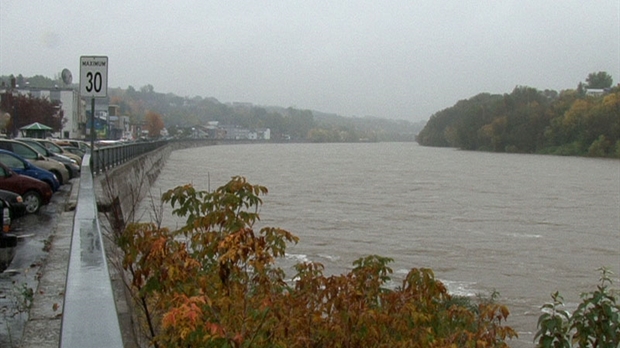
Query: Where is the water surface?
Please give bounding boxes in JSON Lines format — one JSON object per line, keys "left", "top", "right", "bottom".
{"left": 143, "top": 142, "right": 620, "bottom": 347}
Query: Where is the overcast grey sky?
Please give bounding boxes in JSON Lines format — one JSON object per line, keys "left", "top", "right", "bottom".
{"left": 1, "top": 1, "right": 619, "bottom": 122}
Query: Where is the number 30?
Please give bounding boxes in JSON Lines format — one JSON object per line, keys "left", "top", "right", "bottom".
{"left": 85, "top": 72, "right": 102, "bottom": 93}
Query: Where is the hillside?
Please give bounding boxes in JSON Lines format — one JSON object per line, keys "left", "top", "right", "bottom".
{"left": 416, "top": 84, "right": 620, "bottom": 158}
{"left": 1, "top": 74, "right": 424, "bottom": 142}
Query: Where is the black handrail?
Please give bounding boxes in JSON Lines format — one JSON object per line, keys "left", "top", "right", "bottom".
{"left": 91, "top": 140, "right": 169, "bottom": 175}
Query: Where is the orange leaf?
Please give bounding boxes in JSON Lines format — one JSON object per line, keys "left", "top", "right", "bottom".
{"left": 162, "top": 308, "right": 179, "bottom": 328}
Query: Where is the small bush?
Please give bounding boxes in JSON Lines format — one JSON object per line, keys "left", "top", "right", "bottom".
{"left": 588, "top": 135, "right": 612, "bottom": 157}
{"left": 535, "top": 268, "right": 619, "bottom": 347}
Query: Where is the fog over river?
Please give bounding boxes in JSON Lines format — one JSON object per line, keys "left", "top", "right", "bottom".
{"left": 140, "top": 142, "right": 619, "bottom": 347}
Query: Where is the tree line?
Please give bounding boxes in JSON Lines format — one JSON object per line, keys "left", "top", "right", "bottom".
{"left": 6, "top": 71, "right": 618, "bottom": 154}
{"left": 416, "top": 72, "right": 620, "bottom": 158}
{"left": 109, "top": 85, "right": 423, "bottom": 142}
{"left": 1, "top": 75, "right": 423, "bottom": 142}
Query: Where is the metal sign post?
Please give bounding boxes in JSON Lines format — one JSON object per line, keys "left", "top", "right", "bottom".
{"left": 79, "top": 56, "right": 108, "bottom": 175}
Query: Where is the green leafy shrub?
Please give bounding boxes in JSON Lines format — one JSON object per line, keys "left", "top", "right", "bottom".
{"left": 535, "top": 268, "right": 619, "bottom": 347}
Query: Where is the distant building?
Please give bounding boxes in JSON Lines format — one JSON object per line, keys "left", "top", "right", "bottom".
{"left": 203, "top": 121, "right": 223, "bottom": 138}
{"left": 86, "top": 107, "right": 130, "bottom": 140}
{"left": 585, "top": 88, "right": 607, "bottom": 96}
{"left": 219, "top": 125, "right": 270, "bottom": 140}
{"left": 84, "top": 98, "right": 112, "bottom": 139}
{"left": 107, "top": 105, "right": 131, "bottom": 140}
{"left": 248, "top": 128, "right": 271, "bottom": 140}
{"left": 220, "top": 125, "right": 250, "bottom": 140}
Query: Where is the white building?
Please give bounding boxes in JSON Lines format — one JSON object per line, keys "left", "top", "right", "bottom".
{"left": 585, "top": 88, "right": 606, "bottom": 97}
{"left": 248, "top": 128, "right": 271, "bottom": 140}
{"left": 219, "top": 125, "right": 271, "bottom": 140}
{"left": 261, "top": 128, "right": 271, "bottom": 140}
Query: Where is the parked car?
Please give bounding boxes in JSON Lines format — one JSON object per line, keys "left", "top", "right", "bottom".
{"left": 0, "top": 139, "right": 69, "bottom": 185}
{"left": 0, "top": 189, "right": 26, "bottom": 218}
{"left": 0, "top": 149, "right": 60, "bottom": 192}
{"left": 52, "top": 139, "right": 91, "bottom": 154}
{"left": 61, "top": 146, "right": 86, "bottom": 159}
{"left": 17, "top": 139, "right": 80, "bottom": 179}
{"left": 0, "top": 161, "right": 53, "bottom": 213}
{"left": 31, "top": 139, "right": 82, "bottom": 165}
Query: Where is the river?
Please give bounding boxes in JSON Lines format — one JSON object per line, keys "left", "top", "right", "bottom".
{"left": 142, "top": 142, "right": 620, "bottom": 347}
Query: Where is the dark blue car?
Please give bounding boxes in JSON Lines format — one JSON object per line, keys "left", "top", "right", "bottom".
{"left": 0, "top": 149, "right": 60, "bottom": 192}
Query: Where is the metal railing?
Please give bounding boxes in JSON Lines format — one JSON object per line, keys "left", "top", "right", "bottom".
{"left": 91, "top": 140, "right": 170, "bottom": 175}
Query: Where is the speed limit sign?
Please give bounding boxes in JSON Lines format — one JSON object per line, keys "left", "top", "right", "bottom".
{"left": 80, "top": 56, "right": 108, "bottom": 98}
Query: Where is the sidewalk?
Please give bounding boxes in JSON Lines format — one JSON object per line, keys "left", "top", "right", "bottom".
{"left": 18, "top": 178, "right": 137, "bottom": 348}
{"left": 20, "top": 180, "right": 78, "bottom": 347}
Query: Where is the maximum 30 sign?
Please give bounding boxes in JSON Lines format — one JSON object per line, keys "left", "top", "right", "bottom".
{"left": 80, "top": 56, "right": 108, "bottom": 98}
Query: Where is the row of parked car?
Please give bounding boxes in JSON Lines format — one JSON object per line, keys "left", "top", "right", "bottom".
{"left": 0, "top": 138, "right": 89, "bottom": 232}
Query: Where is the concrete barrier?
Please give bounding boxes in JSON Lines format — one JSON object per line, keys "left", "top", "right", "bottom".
{"left": 60, "top": 154, "right": 124, "bottom": 347}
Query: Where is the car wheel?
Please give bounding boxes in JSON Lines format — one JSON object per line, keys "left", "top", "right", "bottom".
{"left": 51, "top": 170, "right": 64, "bottom": 185}
{"left": 64, "top": 164, "right": 77, "bottom": 179}
{"left": 22, "top": 191, "right": 42, "bottom": 214}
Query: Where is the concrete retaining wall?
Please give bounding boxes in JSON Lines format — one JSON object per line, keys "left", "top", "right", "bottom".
{"left": 94, "top": 139, "right": 216, "bottom": 221}
{"left": 95, "top": 145, "right": 172, "bottom": 225}
{"left": 92, "top": 145, "right": 174, "bottom": 347}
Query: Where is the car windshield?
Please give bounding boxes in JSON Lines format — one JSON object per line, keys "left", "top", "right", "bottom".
{"left": 43, "top": 141, "right": 63, "bottom": 154}
{"left": 0, "top": 153, "right": 26, "bottom": 169}
{"left": 21, "top": 141, "right": 48, "bottom": 156}
{"left": 11, "top": 143, "right": 38, "bottom": 160}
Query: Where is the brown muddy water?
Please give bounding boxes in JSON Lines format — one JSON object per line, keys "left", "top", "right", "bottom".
{"left": 141, "top": 142, "right": 620, "bottom": 347}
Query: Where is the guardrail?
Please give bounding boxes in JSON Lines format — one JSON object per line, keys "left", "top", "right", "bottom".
{"left": 91, "top": 140, "right": 169, "bottom": 175}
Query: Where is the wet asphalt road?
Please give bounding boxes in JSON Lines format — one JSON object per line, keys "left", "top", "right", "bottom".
{"left": 0, "top": 181, "right": 72, "bottom": 347}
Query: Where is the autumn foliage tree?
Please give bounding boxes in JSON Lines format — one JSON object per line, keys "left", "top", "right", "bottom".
{"left": 0, "top": 93, "right": 64, "bottom": 137}
{"left": 144, "top": 110, "right": 165, "bottom": 138}
{"left": 417, "top": 72, "right": 620, "bottom": 158}
{"left": 116, "top": 176, "right": 517, "bottom": 347}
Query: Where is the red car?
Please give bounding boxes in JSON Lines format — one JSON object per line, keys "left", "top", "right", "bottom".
{"left": 0, "top": 161, "right": 53, "bottom": 214}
